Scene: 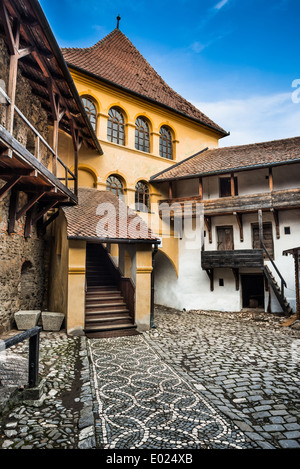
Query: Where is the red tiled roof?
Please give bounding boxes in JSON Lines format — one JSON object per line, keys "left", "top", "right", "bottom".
{"left": 62, "top": 188, "right": 158, "bottom": 242}
{"left": 151, "top": 136, "right": 300, "bottom": 181}
{"left": 61, "top": 29, "right": 227, "bottom": 136}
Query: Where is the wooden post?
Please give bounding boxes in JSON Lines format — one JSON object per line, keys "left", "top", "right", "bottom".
{"left": 168, "top": 182, "right": 173, "bottom": 200}
{"left": 295, "top": 249, "right": 300, "bottom": 320}
{"left": 198, "top": 177, "right": 203, "bottom": 200}
{"left": 258, "top": 209, "right": 263, "bottom": 248}
{"left": 231, "top": 173, "right": 235, "bottom": 197}
{"left": 6, "top": 19, "right": 20, "bottom": 134}
{"left": 269, "top": 167, "right": 274, "bottom": 192}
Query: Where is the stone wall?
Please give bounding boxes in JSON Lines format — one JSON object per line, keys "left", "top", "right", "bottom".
{"left": 0, "top": 38, "right": 50, "bottom": 333}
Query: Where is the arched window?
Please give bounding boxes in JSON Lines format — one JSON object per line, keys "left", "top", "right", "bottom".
{"left": 159, "top": 126, "right": 173, "bottom": 160}
{"left": 135, "top": 117, "right": 150, "bottom": 153}
{"left": 107, "top": 107, "right": 125, "bottom": 145}
{"left": 106, "top": 175, "right": 124, "bottom": 198}
{"left": 135, "top": 181, "right": 150, "bottom": 212}
{"left": 81, "top": 96, "right": 97, "bottom": 131}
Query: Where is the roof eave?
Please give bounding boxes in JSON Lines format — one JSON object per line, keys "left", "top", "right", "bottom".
{"left": 150, "top": 157, "right": 300, "bottom": 183}
{"left": 66, "top": 63, "right": 229, "bottom": 138}
{"left": 27, "top": 0, "right": 103, "bottom": 155}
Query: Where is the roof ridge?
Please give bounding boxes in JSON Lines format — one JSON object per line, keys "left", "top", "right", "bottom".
{"left": 61, "top": 29, "right": 228, "bottom": 135}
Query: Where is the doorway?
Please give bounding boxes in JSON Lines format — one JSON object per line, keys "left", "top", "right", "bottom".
{"left": 217, "top": 226, "right": 234, "bottom": 251}
{"left": 241, "top": 274, "right": 265, "bottom": 309}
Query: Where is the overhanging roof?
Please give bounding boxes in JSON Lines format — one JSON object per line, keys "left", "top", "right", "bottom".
{"left": 0, "top": 0, "right": 103, "bottom": 155}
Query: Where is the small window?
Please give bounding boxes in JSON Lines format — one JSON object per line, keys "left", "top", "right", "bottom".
{"left": 81, "top": 96, "right": 97, "bottom": 131}
{"left": 135, "top": 181, "right": 150, "bottom": 212}
{"left": 284, "top": 227, "right": 291, "bottom": 235}
{"left": 219, "top": 279, "right": 224, "bottom": 287}
{"left": 107, "top": 107, "right": 125, "bottom": 145}
{"left": 106, "top": 175, "right": 124, "bottom": 198}
{"left": 135, "top": 117, "right": 150, "bottom": 153}
{"left": 159, "top": 126, "right": 173, "bottom": 160}
{"left": 220, "top": 177, "right": 238, "bottom": 198}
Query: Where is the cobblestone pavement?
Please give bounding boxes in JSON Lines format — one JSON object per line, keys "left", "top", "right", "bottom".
{"left": 145, "top": 308, "right": 300, "bottom": 450}
{"left": 0, "top": 308, "right": 300, "bottom": 450}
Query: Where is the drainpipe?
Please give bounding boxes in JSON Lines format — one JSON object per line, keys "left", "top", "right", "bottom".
{"left": 150, "top": 245, "right": 159, "bottom": 328}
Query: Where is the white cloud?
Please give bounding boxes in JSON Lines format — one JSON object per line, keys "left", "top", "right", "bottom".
{"left": 214, "top": 0, "right": 230, "bottom": 10}
{"left": 193, "top": 92, "right": 300, "bottom": 147}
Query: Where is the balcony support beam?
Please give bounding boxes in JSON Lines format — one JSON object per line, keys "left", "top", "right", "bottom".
{"left": 271, "top": 208, "right": 280, "bottom": 239}
{"left": 232, "top": 268, "right": 240, "bottom": 291}
{"left": 204, "top": 216, "right": 212, "bottom": 244}
{"left": 234, "top": 212, "right": 244, "bottom": 242}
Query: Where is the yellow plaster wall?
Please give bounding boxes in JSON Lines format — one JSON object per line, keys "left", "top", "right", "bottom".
{"left": 135, "top": 245, "right": 153, "bottom": 331}
{"left": 67, "top": 240, "right": 87, "bottom": 336}
{"left": 56, "top": 69, "right": 222, "bottom": 275}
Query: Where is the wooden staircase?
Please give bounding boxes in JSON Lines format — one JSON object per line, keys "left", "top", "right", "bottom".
{"left": 85, "top": 244, "right": 138, "bottom": 339}
{"left": 263, "top": 265, "right": 293, "bottom": 316}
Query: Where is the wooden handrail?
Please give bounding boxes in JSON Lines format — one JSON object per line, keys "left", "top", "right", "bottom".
{"left": 0, "top": 85, "right": 77, "bottom": 193}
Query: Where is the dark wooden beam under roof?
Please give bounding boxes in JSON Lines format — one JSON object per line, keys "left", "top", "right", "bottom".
{"left": 0, "top": 0, "right": 102, "bottom": 154}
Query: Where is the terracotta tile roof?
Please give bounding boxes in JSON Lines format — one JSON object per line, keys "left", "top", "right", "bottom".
{"left": 151, "top": 136, "right": 300, "bottom": 182}
{"left": 61, "top": 29, "right": 227, "bottom": 136}
{"left": 62, "top": 188, "right": 158, "bottom": 242}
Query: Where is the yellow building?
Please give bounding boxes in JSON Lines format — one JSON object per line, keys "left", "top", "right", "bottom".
{"left": 50, "top": 25, "right": 228, "bottom": 337}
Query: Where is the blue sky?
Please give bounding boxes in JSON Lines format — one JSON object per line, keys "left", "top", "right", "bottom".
{"left": 40, "top": 0, "right": 300, "bottom": 147}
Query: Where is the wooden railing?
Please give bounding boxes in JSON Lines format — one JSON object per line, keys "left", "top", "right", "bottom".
{"left": 201, "top": 249, "right": 264, "bottom": 270}
{"left": 159, "top": 189, "right": 300, "bottom": 218}
{"left": 0, "top": 85, "right": 77, "bottom": 194}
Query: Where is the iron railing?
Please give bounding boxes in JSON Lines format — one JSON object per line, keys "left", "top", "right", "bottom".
{"left": 2, "top": 326, "right": 42, "bottom": 389}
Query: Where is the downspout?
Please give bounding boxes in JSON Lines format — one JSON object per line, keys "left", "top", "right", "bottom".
{"left": 150, "top": 245, "right": 159, "bottom": 328}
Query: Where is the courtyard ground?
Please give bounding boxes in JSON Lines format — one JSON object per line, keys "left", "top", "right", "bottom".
{"left": 0, "top": 307, "right": 300, "bottom": 450}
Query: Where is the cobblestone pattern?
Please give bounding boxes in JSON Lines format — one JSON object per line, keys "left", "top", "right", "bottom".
{"left": 144, "top": 308, "right": 300, "bottom": 450}
{"left": 0, "top": 332, "right": 96, "bottom": 449}
{"left": 88, "top": 335, "right": 256, "bottom": 449}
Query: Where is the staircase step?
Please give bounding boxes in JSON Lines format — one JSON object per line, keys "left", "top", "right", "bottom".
{"left": 85, "top": 323, "right": 136, "bottom": 332}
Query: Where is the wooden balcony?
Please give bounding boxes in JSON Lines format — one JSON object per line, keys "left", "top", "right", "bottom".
{"left": 159, "top": 189, "right": 300, "bottom": 219}
{"left": 201, "top": 249, "right": 264, "bottom": 270}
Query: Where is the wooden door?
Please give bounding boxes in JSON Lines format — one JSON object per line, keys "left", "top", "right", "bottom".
{"left": 217, "top": 226, "right": 234, "bottom": 251}
{"left": 252, "top": 223, "right": 274, "bottom": 258}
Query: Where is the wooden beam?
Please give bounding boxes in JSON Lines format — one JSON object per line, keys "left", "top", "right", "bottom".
{"left": 232, "top": 268, "right": 240, "bottom": 291}
{"left": 234, "top": 212, "right": 244, "bottom": 242}
{"left": 231, "top": 173, "right": 235, "bottom": 197}
{"left": 0, "top": 175, "right": 22, "bottom": 199}
{"left": 269, "top": 167, "right": 274, "bottom": 192}
{"left": 42, "top": 210, "right": 59, "bottom": 230}
{"left": 168, "top": 182, "right": 173, "bottom": 199}
{"left": 271, "top": 208, "right": 280, "bottom": 239}
{"left": 8, "top": 188, "right": 18, "bottom": 234}
{"left": 16, "top": 192, "right": 45, "bottom": 220}
{"left": 204, "top": 216, "right": 212, "bottom": 244}
{"left": 205, "top": 269, "right": 214, "bottom": 292}
{"left": 7, "top": 19, "right": 20, "bottom": 133}
{"left": 258, "top": 209, "right": 263, "bottom": 247}
{"left": 294, "top": 249, "right": 300, "bottom": 320}
{"left": 0, "top": 1, "right": 16, "bottom": 55}
{"left": 24, "top": 207, "right": 33, "bottom": 238}
{"left": 32, "top": 201, "right": 58, "bottom": 224}
{"left": 198, "top": 177, "right": 203, "bottom": 200}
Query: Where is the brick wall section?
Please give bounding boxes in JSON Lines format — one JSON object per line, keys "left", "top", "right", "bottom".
{"left": 0, "top": 38, "right": 50, "bottom": 333}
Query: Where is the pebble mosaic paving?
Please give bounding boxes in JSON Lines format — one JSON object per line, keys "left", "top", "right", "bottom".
{"left": 88, "top": 335, "right": 256, "bottom": 449}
